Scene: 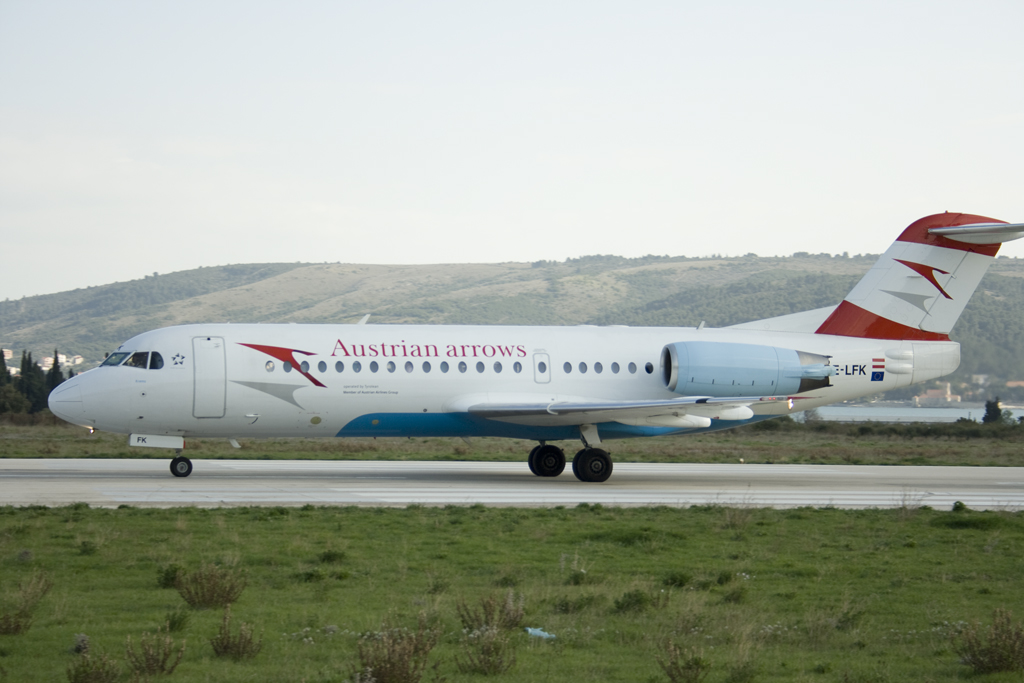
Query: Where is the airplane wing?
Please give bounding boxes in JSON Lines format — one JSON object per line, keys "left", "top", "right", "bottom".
{"left": 467, "top": 395, "right": 792, "bottom": 427}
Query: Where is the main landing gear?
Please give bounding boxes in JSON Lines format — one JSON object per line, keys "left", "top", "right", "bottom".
{"left": 170, "top": 451, "right": 193, "bottom": 478}
{"left": 527, "top": 425, "right": 614, "bottom": 483}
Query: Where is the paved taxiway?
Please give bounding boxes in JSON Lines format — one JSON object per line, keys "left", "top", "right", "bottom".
{"left": 1, "top": 459, "right": 1022, "bottom": 509}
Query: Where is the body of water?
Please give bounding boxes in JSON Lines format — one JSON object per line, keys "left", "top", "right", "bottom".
{"left": 813, "top": 404, "right": 1024, "bottom": 423}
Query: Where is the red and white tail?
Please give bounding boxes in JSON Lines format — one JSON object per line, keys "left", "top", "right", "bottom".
{"left": 816, "top": 213, "right": 1024, "bottom": 340}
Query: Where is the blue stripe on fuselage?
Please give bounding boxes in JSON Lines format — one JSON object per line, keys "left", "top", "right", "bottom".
{"left": 336, "top": 412, "right": 779, "bottom": 440}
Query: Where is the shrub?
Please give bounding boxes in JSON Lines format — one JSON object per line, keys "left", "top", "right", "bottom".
{"left": 0, "top": 571, "right": 53, "bottom": 635}
{"left": 175, "top": 564, "right": 246, "bottom": 609}
{"left": 455, "top": 626, "right": 517, "bottom": 675}
{"left": 210, "top": 605, "right": 262, "bottom": 661}
{"left": 658, "top": 642, "right": 711, "bottom": 683}
{"left": 318, "top": 550, "right": 346, "bottom": 564}
{"left": 457, "top": 591, "right": 525, "bottom": 631}
{"left": 157, "top": 564, "right": 184, "bottom": 589}
{"left": 663, "top": 572, "right": 692, "bottom": 588}
{"left": 66, "top": 653, "right": 120, "bottom": 683}
{"left": 954, "top": 608, "right": 1024, "bottom": 673}
{"left": 125, "top": 624, "right": 186, "bottom": 677}
{"left": 166, "top": 606, "right": 191, "bottom": 632}
{"left": 552, "top": 593, "right": 603, "bottom": 614}
{"left": 614, "top": 590, "right": 652, "bottom": 613}
{"left": 355, "top": 613, "right": 440, "bottom": 683}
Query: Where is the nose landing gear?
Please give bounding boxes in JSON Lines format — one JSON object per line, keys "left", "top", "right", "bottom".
{"left": 170, "top": 452, "right": 193, "bottom": 478}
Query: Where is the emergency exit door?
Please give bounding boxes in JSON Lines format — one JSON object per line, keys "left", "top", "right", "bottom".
{"left": 193, "top": 336, "right": 226, "bottom": 418}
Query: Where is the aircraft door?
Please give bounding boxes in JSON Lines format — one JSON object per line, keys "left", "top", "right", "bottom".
{"left": 533, "top": 352, "right": 551, "bottom": 384}
{"left": 193, "top": 336, "right": 226, "bottom": 418}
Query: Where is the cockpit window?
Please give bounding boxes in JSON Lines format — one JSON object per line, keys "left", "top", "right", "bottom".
{"left": 123, "top": 352, "right": 149, "bottom": 368}
{"left": 101, "top": 352, "right": 131, "bottom": 366}
{"left": 149, "top": 352, "right": 164, "bottom": 369}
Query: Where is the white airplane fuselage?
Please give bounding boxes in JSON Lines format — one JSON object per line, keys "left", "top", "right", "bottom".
{"left": 53, "top": 322, "right": 953, "bottom": 440}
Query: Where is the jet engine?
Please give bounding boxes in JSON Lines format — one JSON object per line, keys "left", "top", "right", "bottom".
{"left": 661, "top": 341, "right": 835, "bottom": 398}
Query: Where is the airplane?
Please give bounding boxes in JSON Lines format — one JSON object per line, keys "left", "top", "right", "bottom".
{"left": 48, "top": 212, "right": 1024, "bottom": 482}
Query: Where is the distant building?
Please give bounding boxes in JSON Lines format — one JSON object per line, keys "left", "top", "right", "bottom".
{"left": 7, "top": 367, "right": 19, "bottom": 377}
{"left": 972, "top": 374, "right": 990, "bottom": 385}
{"left": 1, "top": 348, "right": 11, "bottom": 361}
{"left": 914, "top": 382, "right": 961, "bottom": 406}
{"left": 71, "top": 355, "right": 83, "bottom": 365}
{"left": 1006, "top": 381, "right": 1024, "bottom": 388}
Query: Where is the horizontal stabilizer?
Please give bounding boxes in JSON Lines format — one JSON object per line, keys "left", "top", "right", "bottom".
{"left": 929, "top": 222, "right": 1024, "bottom": 244}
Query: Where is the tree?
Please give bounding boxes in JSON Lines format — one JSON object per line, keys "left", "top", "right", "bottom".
{"left": 17, "top": 351, "right": 47, "bottom": 413}
{"left": 0, "top": 351, "right": 8, "bottom": 388}
{"left": 983, "top": 397, "right": 1007, "bottom": 423}
{"left": 45, "top": 348, "right": 64, "bottom": 394}
{"left": 0, "top": 384, "right": 30, "bottom": 413}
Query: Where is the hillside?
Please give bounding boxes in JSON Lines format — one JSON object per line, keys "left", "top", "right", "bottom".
{"left": 4, "top": 254, "right": 1024, "bottom": 385}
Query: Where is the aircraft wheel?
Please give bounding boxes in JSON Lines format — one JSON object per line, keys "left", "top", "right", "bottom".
{"left": 533, "top": 444, "right": 565, "bottom": 477}
{"left": 170, "top": 456, "right": 193, "bottom": 478}
{"left": 573, "top": 448, "right": 612, "bottom": 483}
{"left": 527, "top": 445, "right": 541, "bottom": 476}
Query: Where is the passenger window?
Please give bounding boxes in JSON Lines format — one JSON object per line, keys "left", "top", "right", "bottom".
{"left": 335, "top": 361, "right": 344, "bottom": 372}
{"left": 594, "top": 362, "right": 602, "bottom": 374}
{"left": 370, "top": 361, "right": 379, "bottom": 373}
{"left": 101, "top": 352, "right": 131, "bottom": 366}
{"left": 440, "top": 361, "right": 449, "bottom": 373}
{"left": 476, "top": 361, "right": 484, "bottom": 373}
{"left": 513, "top": 362, "right": 522, "bottom": 373}
{"left": 579, "top": 362, "right": 587, "bottom": 374}
{"left": 318, "top": 361, "right": 327, "bottom": 373}
{"left": 405, "top": 361, "right": 414, "bottom": 373}
{"left": 458, "top": 361, "right": 467, "bottom": 373}
{"left": 611, "top": 362, "right": 620, "bottom": 374}
{"left": 494, "top": 362, "right": 502, "bottom": 373}
{"left": 645, "top": 362, "right": 654, "bottom": 374}
{"left": 266, "top": 361, "right": 275, "bottom": 372}
{"left": 423, "top": 361, "right": 432, "bottom": 373}
{"left": 353, "top": 361, "right": 362, "bottom": 373}
{"left": 563, "top": 362, "right": 572, "bottom": 373}
{"left": 538, "top": 361, "right": 547, "bottom": 373}
{"left": 300, "top": 361, "right": 310, "bottom": 373}
{"left": 149, "top": 352, "right": 164, "bottom": 370}
{"left": 387, "top": 361, "right": 396, "bottom": 373}
{"left": 284, "top": 361, "right": 293, "bottom": 373}
{"left": 628, "top": 362, "right": 637, "bottom": 374}
{"left": 124, "top": 352, "right": 149, "bottom": 368}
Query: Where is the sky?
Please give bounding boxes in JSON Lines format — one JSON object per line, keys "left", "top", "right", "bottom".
{"left": 2, "top": 1, "right": 1023, "bottom": 300}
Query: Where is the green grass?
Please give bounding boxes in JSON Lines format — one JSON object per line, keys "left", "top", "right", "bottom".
{"left": 1, "top": 503, "right": 1023, "bottom": 681}
{"left": 4, "top": 419, "right": 1024, "bottom": 466}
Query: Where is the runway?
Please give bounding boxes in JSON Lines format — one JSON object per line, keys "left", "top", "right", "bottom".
{"left": 1, "top": 459, "right": 1023, "bottom": 509}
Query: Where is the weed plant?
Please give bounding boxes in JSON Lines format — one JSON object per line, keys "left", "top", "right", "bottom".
{"left": 953, "top": 608, "right": 1024, "bottom": 673}
{"left": 65, "top": 652, "right": 120, "bottom": 683}
{"left": 174, "top": 564, "right": 246, "bottom": 609}
{"left": 209, "top": 605, "right": 261, "bottom": 660}
{"left": 0, "top": 570, "right": 51, "bottom": 634}
{"left": 456, "top": 591, "right": 525, "bottom": 631}
{"left": 455, "top": 626, "right": 517, "bottom": 675}
{"left": 125, "top": 624, "right": 186, "bottom": 677}
{"left": 355, "top": 613, "right": 440, "bottom": 683}
{"left": 657, "top": 642, "right": 712, "bottom": 683}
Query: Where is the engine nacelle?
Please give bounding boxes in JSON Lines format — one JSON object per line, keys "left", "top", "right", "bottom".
{"left": 661, "top": 341, "right": 834, "bottom": 398}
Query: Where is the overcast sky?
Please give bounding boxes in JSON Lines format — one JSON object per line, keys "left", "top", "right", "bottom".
{"left": 2, "top": 1, "right": 1023, "bottom": 300}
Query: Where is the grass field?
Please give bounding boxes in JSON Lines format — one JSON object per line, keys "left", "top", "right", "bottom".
{"left": 1, "top": 503, "right": 1023, "bottom": 682}
{"left": 3, "top": 419, "right": 1024, "bottom": 468}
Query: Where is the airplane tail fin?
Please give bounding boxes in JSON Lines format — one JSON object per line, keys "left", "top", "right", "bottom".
{"left": 815, "top": 213, "right": 1024, "bottom": 340}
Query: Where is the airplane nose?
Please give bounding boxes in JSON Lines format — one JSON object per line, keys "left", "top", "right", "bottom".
{"left": 48, "top": 377, "right": 88, "bottom": 425}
